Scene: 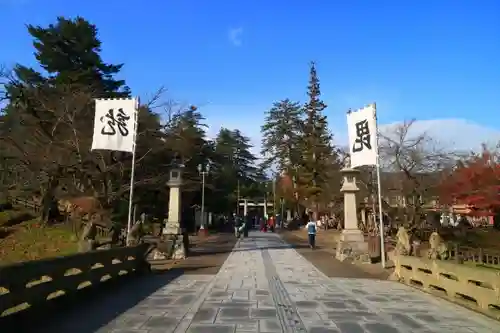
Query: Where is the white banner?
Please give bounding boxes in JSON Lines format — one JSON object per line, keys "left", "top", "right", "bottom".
{"left": 347, "top": 104, "right": 378, "bottom": 168}
{"left": 91, "top": 98, "right": 138, "bottom": 153}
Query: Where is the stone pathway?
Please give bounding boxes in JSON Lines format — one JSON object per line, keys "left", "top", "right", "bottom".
{"left": 55, "top": 232, "right": 500, "bottom": 332}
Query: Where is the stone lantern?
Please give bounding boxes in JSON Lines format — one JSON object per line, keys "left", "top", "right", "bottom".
{"left": 340, "top": 168, "right": 361, "bottom": 231}
{"left": 164, "top": 166, "right": 183, "bottom": 234}
{"left": 335, "top": 167, "right": 369, "bottom": 261}
{"left": 160, "top": 163, "right": 187, "bottom": 259}
{"left": 167, "top": 167, "right": 183, "bottom": 188}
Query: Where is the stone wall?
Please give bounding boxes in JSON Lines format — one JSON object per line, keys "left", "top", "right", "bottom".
{"left": 392, "top": 254, "right": 500, "bottom": 320}
{"left": 0, "top": 244, "right": 150, "bottom": 318}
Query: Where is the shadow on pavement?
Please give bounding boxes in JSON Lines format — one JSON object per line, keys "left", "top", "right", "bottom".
{"left": 188, "top": 244, "right": 312, "bottom": 256}
{"left": 1, "top": 267, "right": 205, "bottom": 333}
{"left": 192, "top": 232, "right": 390, "bottom": 280}
{"left": 187, "top": 233, "right": 312, "bottom": 257}
{"left": 280, "top": 232, "right": 391, "bottom": 280}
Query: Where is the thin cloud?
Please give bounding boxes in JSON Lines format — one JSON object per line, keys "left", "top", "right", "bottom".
{"left": 228, "top": 27, "right": 243, "bottom": 47}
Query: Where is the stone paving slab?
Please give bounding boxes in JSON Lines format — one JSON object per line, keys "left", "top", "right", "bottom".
{"left": 97, "top": 274, "right": 214, "bottom": 333}
{"left": 188, "top": 235, "right": 283, "bottom": 333}
{"left": 266, "top": 233, "right": 500, "bottom": 333}
{"left": 43, "top": 232, "right": 500, "bottom": 332}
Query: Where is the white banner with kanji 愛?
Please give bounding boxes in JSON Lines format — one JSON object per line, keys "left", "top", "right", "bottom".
{"left": 91, "top": 98, "right": 138, "bottom": 153}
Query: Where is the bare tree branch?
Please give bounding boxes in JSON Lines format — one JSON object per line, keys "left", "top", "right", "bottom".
{"left": 378, "top": 119, "right": 456, "bottom": 227}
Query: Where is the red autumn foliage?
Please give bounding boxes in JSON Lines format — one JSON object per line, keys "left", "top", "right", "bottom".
{"left": 439, "top": 149, "right": 500, "bottom": 216}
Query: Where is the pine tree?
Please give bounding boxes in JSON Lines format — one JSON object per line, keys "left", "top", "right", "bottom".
{"left": 17, "top": 16, "right": 130, "bottom": 97}
{"left": 297, "top": 62, "right": 334, "bottom": 218}
{"left": 1, "top": 16, "right": 133, "bottom": 222}
{"left": 0, "top": 15, "right": 268, "bottom": 229}
{"left": 4, "top": 16, "right": 132, "bottom": 160}
{"left": 261, "top": 99, "right": 304, "bottom": 174}
{"left": 211, "top": 128, "right": 259, "bottom": 213}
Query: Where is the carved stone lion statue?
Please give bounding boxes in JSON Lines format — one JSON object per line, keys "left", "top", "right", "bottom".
{"left": 395, "top": 226, "right": 412, "bottom": 256}
{"left": 109, "top": 222, "right": 123, "bottom": 247}
{"left": 127, "top": 221, "right": 144, "bottom": 246}
{"left": 427, "top": 231, "right": 449, "bottom": 260}
{"left": 78, "top": 221, "right": 98, "bottom": 252}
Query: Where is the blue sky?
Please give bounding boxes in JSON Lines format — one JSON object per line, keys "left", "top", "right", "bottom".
{"left": 1, "top": 0, "right": 499, "bottom": 150}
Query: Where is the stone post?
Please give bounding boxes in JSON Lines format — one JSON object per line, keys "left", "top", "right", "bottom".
{"left": 335, "top": 168, "right": 369, "bottom": 262}
{"left": 360, "top": 208, "right": 367, "bottom": 230}
{"left": 243, "top": 199, "right": 248, "bottom": 217}
{"left": 164, "top": 169, "right": 181, "bottom": 233}
{"left": 162, "top": 167, "right": 187, "bottom": 259}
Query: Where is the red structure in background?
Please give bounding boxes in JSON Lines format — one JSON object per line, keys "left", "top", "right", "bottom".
{"left": 439, "top": 148, "right": 500, "bottom": 220}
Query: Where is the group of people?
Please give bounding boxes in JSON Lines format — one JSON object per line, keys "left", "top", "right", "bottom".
{"left": 259, "top": 213, "right": 318, "bottom": 250}
{"left": 259, "top": 215, "right": 276, "bottom": 233}
{"left": 231, "top": 212, "right": 318, "bottom": 250}
{"left": 232, "top": 214, "right": 281, "bottom": 238}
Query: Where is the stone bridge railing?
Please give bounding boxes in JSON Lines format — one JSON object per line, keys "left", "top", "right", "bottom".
{"left": 392, "top": 254, "right": 500, "bottom": 320}
{"left": 0, "top": 244, "right": 150, "bottom": 319}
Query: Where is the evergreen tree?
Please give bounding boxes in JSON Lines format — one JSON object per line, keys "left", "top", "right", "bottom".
{"left": 231, "top": 129, "right": 259, "bottom": 184}
{"left": 166, "top": 108, "right": 209, "bottom": 165}
{"left": 297, "top": 62, "right": 335, "bottom": 217}
{"left": 14, "top": 16, "right": 130, "bottom": 97}
{"left": 1, "top": 16, "right": 134, "bottom": 222}
{"left": 0, "top": 15, "right": 267, "bottom": 231}
{"left": 211, "top": 128, "right": 259, "bottom": 213}
{"left": 261, "top": 99, "right": 304, "bottom": 174}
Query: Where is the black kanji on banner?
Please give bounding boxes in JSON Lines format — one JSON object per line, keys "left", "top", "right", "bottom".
{"left": 100, "top": 108, "right": 130, "bottom": 136}
{"left": 352, "top": 119, "right": 372, "bottom": 152}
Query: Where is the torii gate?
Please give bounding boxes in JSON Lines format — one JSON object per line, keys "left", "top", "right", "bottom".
{"left": 238, "top": 198, "right": 273, "bottom": 217}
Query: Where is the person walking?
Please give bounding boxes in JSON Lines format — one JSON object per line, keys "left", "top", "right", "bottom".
{"left": 269, "top": 215, "right": 275, "bottom": 232}
{"left": 306, "top": 215, "right": 317, "bottom": 249}
{"left": 259, "top": 217, "right": 266, "bottom": 232}
{"left": 234, "top": 214, "right": 242, "bottom": 238}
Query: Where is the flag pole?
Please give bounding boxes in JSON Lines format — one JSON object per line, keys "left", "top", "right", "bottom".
{"left": 236, "top": 179, "right": 240, "bottom": 215}
{"left": 126, "top": 98, "right": 139, "bottom": 244}
{"left": 373, "top": 102, "right": 386, "bottom": 268}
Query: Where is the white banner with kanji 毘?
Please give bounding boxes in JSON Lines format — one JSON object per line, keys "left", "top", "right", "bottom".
{"left": 347, "top": 104, "right": 378, "bottom": 168}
